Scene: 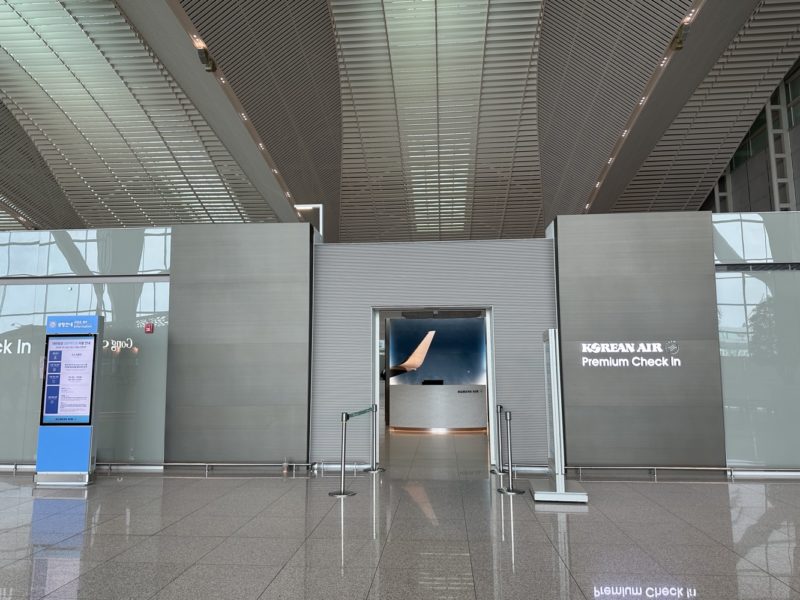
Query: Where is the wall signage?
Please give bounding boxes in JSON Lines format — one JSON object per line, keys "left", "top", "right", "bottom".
{"left": 40, "top": 335, "right": 96, "bottom": 425}
{"left": 579, "top": 341, "right": 682, "bottom": 368}
{"left": 0, "top": 338, "right": 32, "bottom": 354}
{"left": 46, "top": 315, "right": 100, "bottom": 335}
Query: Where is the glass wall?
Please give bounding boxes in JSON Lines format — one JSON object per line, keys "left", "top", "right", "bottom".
{"left": 0, "top": 228, "right": 170, "bottom": 464}
{"left": 717, "top": 271, "right": 800, "bottom": 467}
{"left": 0, "top": 227, "right": 170, "bottom": 278}
{"left": 714, "top": 213, "right": 800, "bottom": 468}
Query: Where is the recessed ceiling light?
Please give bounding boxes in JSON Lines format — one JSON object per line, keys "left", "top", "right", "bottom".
{"left": 608, "top": 157, "right": 614, "bottom": 164}
{"left": 258, "top": 142, "right": 265, "bottom": 150}
{"left": 622, "top": 129, "right": 628, "bottom": 137}
{"left": 595, "top": 182, "right": 601, "bottom": 188}
{"left": 240, "top": 113, "right": 247, "bottom": 121}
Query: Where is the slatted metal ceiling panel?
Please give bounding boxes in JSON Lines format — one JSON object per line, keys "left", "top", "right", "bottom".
{"left": 0, "top": 0, "right": 275, "bottom": 228}
{"left": 538, "top": 0, "right": 691, "bottom": 224}
{"left": 332, "top": 0, "right": 544, "bottom": 242}
{"left": 0, "top": 206, "right": 26, "bottom": 230}
{"left": 613, "top": 0, "right": 800, "bottom": 213}
{"left": 471, "top": 0, "right": 544, "bottom": 239}
{"left": 0, "top": 102, "right": 83, "bottom": 229}
{"left": 334, "top": 1, "right": 408, "bottom": 241}
{"left": 180, "top": 0, "right": 341, "bottom": 238}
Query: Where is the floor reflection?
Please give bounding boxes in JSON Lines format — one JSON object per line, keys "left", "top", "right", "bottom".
{"left": 0, "top": 436, "right": 800, "bottom": 598}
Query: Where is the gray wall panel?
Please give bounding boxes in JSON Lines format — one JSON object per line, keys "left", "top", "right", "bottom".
{"left": 556, "top": 213, "right": 726, "bottom": 467}
{"left": 311, "top": 239, "right": 556, "bottom": 464}
{"left": 166, "top": 224, "right": 312, "bottom": 463}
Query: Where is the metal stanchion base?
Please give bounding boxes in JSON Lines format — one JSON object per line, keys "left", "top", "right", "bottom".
{"left": 490, "top": 468, "right": 507, "bottom": 475}
{"left": 329, "top": 490, "right": 357, "bottom": 498}
{"left": 363, "top": 467, "right": 385, "bottom": 474}
{"left": 497, "top": 487, "right": 526, "bottom": 495}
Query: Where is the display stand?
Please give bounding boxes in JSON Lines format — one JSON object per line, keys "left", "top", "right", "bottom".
{"left": 35, "top": 315, "right": 102, "bottom": 487}
{"left": 531, "top": 328, "right": 588, "bottom": 503}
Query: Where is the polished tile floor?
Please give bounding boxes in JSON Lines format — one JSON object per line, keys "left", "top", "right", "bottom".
{"left": 2, "top": 433, "right": 800, "bottom": 598}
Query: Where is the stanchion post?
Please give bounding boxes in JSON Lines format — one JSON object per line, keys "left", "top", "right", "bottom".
{"left": 491, "top": 404, "right": 504, "bottom": 474}
{"left": 365, "top": 404, "right": 384, "bottom": 473}
{"left": 498, "top": 411, "right": 525, "bottom": 495}
{"left": 330, "top": 412, "right": 356, "bottom": 497}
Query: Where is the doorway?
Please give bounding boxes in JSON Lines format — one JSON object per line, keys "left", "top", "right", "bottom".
{"left": 372, "top": 307, "right": 498, "bottom": 476}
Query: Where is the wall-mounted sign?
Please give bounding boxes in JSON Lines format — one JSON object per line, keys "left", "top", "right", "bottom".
{"left": 0, "top": 338, "right": 32, "bottom": 355}
{"left": 46, "top": 315, "right": 100, "bottom": 335}
{"left": 579, "top": 341, "right": 682, "bottom": 368}
{"left": 40, "top": 335, "right": 96, "bottom": 425}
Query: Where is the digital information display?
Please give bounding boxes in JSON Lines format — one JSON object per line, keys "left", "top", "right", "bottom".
{"left": 41, "top": 335, "right": 96, "bottom": 425}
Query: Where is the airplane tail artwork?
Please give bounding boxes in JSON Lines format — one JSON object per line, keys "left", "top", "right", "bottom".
{"left": 383, "top": 330, "right": 436, "bottom": 379}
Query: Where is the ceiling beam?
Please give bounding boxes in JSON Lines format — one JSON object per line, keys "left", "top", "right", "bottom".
{"left": 117, "top": 0, "right": 299, "bottom": 223}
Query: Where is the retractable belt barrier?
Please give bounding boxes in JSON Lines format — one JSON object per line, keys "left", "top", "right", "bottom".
{"left": 329, "top": 405, "right": 379, "bottom": 498}
{"left": 497, "top": 410, "right": 526, "bottom": 495}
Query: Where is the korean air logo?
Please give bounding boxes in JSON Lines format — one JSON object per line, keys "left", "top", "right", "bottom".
{"left": 665, "top": 340, "right": 680, "bottom": 355}
{"left": 49, "top": 321, "right": 56, "bottom": 328}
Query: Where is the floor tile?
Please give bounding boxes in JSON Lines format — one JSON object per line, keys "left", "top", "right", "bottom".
{"left": 198, "top": 536, "right": 303, "bottom": 566}
{"left": 236, "top": 515, "right": 321, "bottom": 539}
{"left": 558, "top": 543, "right": 666, "bottom": 575}
{"left": 285, "top": 537, "right": 384, "bottom": 569}
{"left": 111, "top": 534, "right": 224, "bottom": 564}
{"left": 472, "top": 566, "right": 587, "bottom": 600}
{"left": 258, "top": 566, "right": 375, "bottom": 600}
{"left": 380, "top": 540, "right": 472, "bottom": 571}
{"left": 43, "top": 561, "right": 187, "bottom": 599}
{"left": 386, "top": 516, "right": 467, "bottom": 542}
{"left": 369, "top": 566, "right": 475, "bottom": 599}
{"left": 0, "top": 557, "right": 101, "bottom": 599}
{"left": 152, "top": 563, "right": 280, "bottom": 600}
{"left": 158, "top": 514, "right": 252, "bottom": 537}
{"left": 35, "top": 533, "right": 146, "bottom": 562}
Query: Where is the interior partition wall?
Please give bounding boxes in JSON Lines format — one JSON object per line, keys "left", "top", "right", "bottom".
{"left": 165, "top": 224, "right": 314, "bottom": 464}
{"left": 0, "top": 228, "right": 171, "bottom": 465}
{"left": 310, "top": 239, "right": 557, "bottom": 466}
{"left": 554, "top": 213, "right": 727, "bottom": 468}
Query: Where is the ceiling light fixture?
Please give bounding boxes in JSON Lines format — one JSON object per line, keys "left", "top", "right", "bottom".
{"left": 258, "top": 142, "right": 265, "bottom": 150}
{"left": 240, "top": 113, "right": 247, "bottom": 121}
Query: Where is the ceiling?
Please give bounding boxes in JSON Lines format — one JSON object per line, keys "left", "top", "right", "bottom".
{"left": 0, "top": 0, "right": 285, "bottom": 229}
{"left": 0, "top": 0, "right": 798, "bottom": 241}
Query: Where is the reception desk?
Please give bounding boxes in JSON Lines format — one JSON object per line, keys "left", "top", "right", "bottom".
{"left": 389, "top": 384, "right": 487, "bottom": 430}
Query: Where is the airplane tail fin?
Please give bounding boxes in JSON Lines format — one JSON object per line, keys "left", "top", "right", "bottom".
{"left": 395, "top": 330, "right": 436, "bottom": 372}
